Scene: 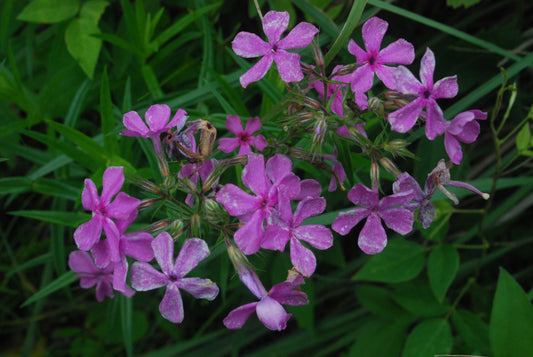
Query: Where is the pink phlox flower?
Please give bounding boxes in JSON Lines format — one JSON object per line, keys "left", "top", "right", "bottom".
{"left": 232, "top": 10, "right": 319, "bottom": 88}
{"left": 223, "top": 270, "right": 308, "bottom": 331}
{"left": 178, "top": 159, "right": 216, "bottom": 207}
{"left": 121, "top": 104, "right": 188, "bottom": 157}
{"left": 262, "top": 196, "right": 333, "bottom": 277}
{"left": 68, "top": 250, "right": 134, "bottom": 302}
{"left": 348, "top": 17, "right": 415, "bottom": 108}
{"left": 331, "top": 184, "right": 414, "bottom": 254}
{"left": 308, "top": 65, "right": 351, "bottom": 116}
{"left": 90, "top": 210, "right": 154, "bottom": 294}
{"left": 425, "top": 159, "right": 489, "bottom": 205}
{"left": 321, "top": 146, "right": 347, "bottom": 192}
{"left": 74, "top": 166, "right": 140, "bottom": 255}
{"left": 218, "top": 115, "right": 267, "bottom": 156}
{"left": 130, "top": 232, "right": 219, "bottom": 323}
{"left": 388, "top": 47, "right": 458, "bottom": 140}
{"left": 444, "top": 110, "right": 487, "bottom": 164}
{"left": 393, "top": 172, "right": 436, "bottom": 229}
{"left": 216, "top": 153, "right": 300, "bottom": 255}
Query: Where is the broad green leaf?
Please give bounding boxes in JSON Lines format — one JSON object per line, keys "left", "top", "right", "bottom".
{"left": 20, "top": 271, "right": 76, "bottom": 307}
{"left": 427, "top": 243, "right": 459, "bottom": 302}
{"left": 355, "top": 285, "right": 411, "bottom": 319}
{"left": 17, "top": 0, "right": 79, "bottom": 24}
{"left": 353, "top": 239, "right": 425, "bottom": 283}
{"left": 447, "top": 0, "right": 483, "bottom": 8}
{"left": 65, "top": 18, "right": 103, "bottom": 79}
{"left": 393, "top": 278, "right": 449, "bottom": 317}
{"left": 516, "top": 123, "right": 531, "bottom": 152}
{"left": 489, "top": 268, "right": 533, "bottom": 357}
{"left": 402, "top": 318, "right": 452, "bottom": 357}
{"left": 349, "top": 318, "right": 409, "bottom": 357}
{"left": 452, "top": 309, "right": 491, "bottom": 356}
{"left": 9, "top": 210, "right": 90, "bottom": 228}
{"left": 79, "top": 0, "right": 109, "bottom": 22}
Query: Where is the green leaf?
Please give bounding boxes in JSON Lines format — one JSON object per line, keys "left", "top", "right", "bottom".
{"left": 355, "top": 285, "right": 411, "bottom": 319}
{"left": 9, "top": 210, "right": 90, "bottom": 228}
{"left": 447, "top": 0, "right": 483, "bottom": 8}
{"left": 349, "top": 318, "right": 409, "bottom": 357}
{"left": 427, "top": 243, "right": 459, "bottom": 302}
{"left": 120, "top": 295, "right": 133, "bottom": 357}
{"left": 100, "top": 67, "right": 118, "bottom": 156}
{"left": 489, "top": 268, "right": 533, "bottom": 357}
{"left": 292, "top": 0, "right": 338, "bottom": 39}
{"left": 516, "top": 123, "right": 531, "bottom": 152}
{"left": 79, "top": 0, "right": 109, "bottom": 22}
{"left": 353, "top": 239, "right": 426, "bottom": 283}
{"left": 65, "top": 18, "right": 103, "bottom": 79}
{"left": 452, "top": 309, "right": 491, "bottom": 356}
{"left": 0, "top": 177, "right": 32, "bottom": 195}
{"left": 17, "top": 0, "right": 79, "bottom": 24}
{"left": 402, "top": 318, "right": 452, "bottom": 357}
{"left": 393, "top": 278, "right": 449, "bottom": 317}
{"left": 20, "top": 271, "right": 76, "bottom": 307}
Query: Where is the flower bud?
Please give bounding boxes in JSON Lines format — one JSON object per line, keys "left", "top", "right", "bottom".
{"left": 311, "top": 42, "right": 324, "bottom": 69}
{"left": 303, "top": 96, "right": 322, "bottom": 110}
{"left": 334, "top": 64, "right": 357, "bottom": 76}
{"left": 190, "top": 213, "right": 201, "bottom": 237}
{"left": 370, "top": 160, "right": 380, "bottom": 190}
{"left": 384, "top": 139, "right": 414, "bottom": 158}
{"left": 169, "top": 219, "right": 184, "bottom": 237}
{"left": 379, "top": 156, "right": 401, "bottom": 176}
{"left": 300, "top": 62, "right": 315, "bottom": 75}
{"left": 144, "top": 219, "right": 173, "bottom": 233}
{"left": 204, "top": 198, "right": 225, "bottom": 223}
{"left": 138, "top": 198, "right": 158, "bottom": 210}
{"left": 384, "top": 90, "right": 402, "bottom": 100}
{"left": 367, "top": 96, "right": 383, "bottom": 115}
{"left": 156, "top": 153, "right": 170, "bottom": 178}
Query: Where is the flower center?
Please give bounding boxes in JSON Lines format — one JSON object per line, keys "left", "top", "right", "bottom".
{"left": 368, "top": 55, "right": 376, "bottom": 66}
{"left": 168, "top": 274, "right": 178, "bottom": 282}
{"left": 423, "top": 89, "right": 431, "bottom": 99}
{"left": 240, "top": 134, "right": 249, "bottom": 142}
{"left": 271, "top": 43, "right": 279, "bottom": 52}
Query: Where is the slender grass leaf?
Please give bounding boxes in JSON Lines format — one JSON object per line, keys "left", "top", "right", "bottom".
{"left": 33, "top": 178, "right": 80, "bottom": 201}
{"left": 7, "top": 253, "right": 51, "bottom": 276}
{"left": 17, "top": 0, "right": 80, "bottom": 24}
{"left": 353, "top": 239, "right": 425, "bottom": 283}
{"left": 27, "top": 155, "right": 73, "bottom": 181}
{"left": 427, "top": 243, "right": 459, "bottom": 302}
{"left": 292, "top": 0, "right": 338, "bottom": 39}
{"left": 141, "top": 64, "right": 164, "bottom": 99}
{"left": 0, "top": 177, "right": 32, "bottom": 195}
{"left": 20, "top": 271, "right": 76, "bottom": 307}
{"left": 210, "top": 70, "right": 250, "bottom": 117}
{"left": 100, "top": 67, "right": 118, "bottom": 155}
{"left": 489, "top": 268, "right": 533, "bottom": 357}
{"left": 64, "top": 79, "right": 90, "bottom": 128}
{"left": 96, "top": 32, "right": 144, "bottom": 57}
{"left": 9, "top": 210, "right": 90, "bottom": 228}
{"left": 120, "top": 294, "right": 133, "bottom": 357}
{"left": 402, "top": 318, "right": 452, "bottom": 357}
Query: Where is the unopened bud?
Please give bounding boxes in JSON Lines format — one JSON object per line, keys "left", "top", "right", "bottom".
{"left": 169, "top": 219, "right": 184, "bottom": 237}
{"left": 300, "top": 62, "right": 315, "bottom": 75}
{"left": 138, "top": 198, "right": 158, "bottom": 210}
{"left": 384, "top": 139, "right": 414, "bottom": 158}
{"left": 131, "top": 176, "right": 162, "bottom": 195}
{"left": 205, "top": 198, "right": 225, "bottom": 223}
{"left": 303, "top": 96, "right": 322, "bottom": 110}
{"left": 334, "top": 64, "right": 357, "bottom": 76}
{"left": 295, "top": 111, "right": 316, "bottom": 124}
{"left": 367, "top": 97, "right": 383, "bottom": 113}
{"left": 190, "top": 213, "right": 201, "bottom": 237}
{"left": 156, "top": 153, "right": 170, "bottom": 178}
{"left": 384, "top": 90, "right": 403, "bottom": 100}
{"left": 370, "top": 160, "right": 380, "bottom": 190}
{"left": 311, "top": 42, "right": 324, "bottom": 69}
{"left": 144, "top": 219, "right": 173, "bottom": 233}
{"left": 379, "top": 156, "right": 401, "bottom": 176}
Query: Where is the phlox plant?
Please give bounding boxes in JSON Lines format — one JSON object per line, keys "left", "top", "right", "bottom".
{"left": 5, "top": 1, "right": 533, "bottom": 356}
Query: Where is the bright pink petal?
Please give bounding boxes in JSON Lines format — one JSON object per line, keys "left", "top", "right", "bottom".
{"left": 454, "top": 120, "right": 480, "bottom": 144}
{"left": 379, "top": 208, "right": 414, "bottom": 235}
{"left": 262, "top": 11, "right": 289, "bottom": 43}
{"left": 102, "top": 218, "right": 121, "bottom": 262}
{"left": 378, "top": 39, "right": 415, "bottom": 65}
{"left": 112, "top": 256, "right": 128, "bottom": 293}
{"left": 74, "top": 215, "right": 103, "bottom": 251}
{"left": 225, "top": 115, "right": 243, "bottom": 135}
{"left": 379, "top": 190, "right": 414, "bottom": 210}
{"left": 262, "top": 224, "right": 290, "bottom": 251}
{"left": 160, "top": 284, "right": 184, "bottom": 323}
{"left": 151, "top": 232, "right": 175, "bottom": 275}
{"left": 420, "top": 47, "right": 435, "bottom": 88}
{"left": 362, "top": 17, "right": 388, "bottom": 54}
{"left": 240, "top": 55, "right": 274, "bottom": 88}
{"left": 244, "top": 116, "right": 262, "bottom": 135}
{"left": 268, "top": 276, "right": 308, "bottom": 306}
{"left": 393, "top": 173, "right": 424, "bottom": 201}
{"left": 425, "top": 100, "right": 446, "bottom": 140}
{"left": 393, "top": 66, "right": 423, "bottom": 94}
{"left": 68, "top": 250, "right": 98, "bottom": 273}
{"left": 234, "top": 210, "right": 266, "bottom": 255}
{"left": 256, "top": 295, "right": 291, "bottom": 331}
{"left": 354, "top": 91, "right": 368, "bottom": 110}
{"left": 130, "top": 261, "right": 168, "bottom": 291}
{"left": 350, "top": 64, "right": 374, "bottom": 93}
{"left": 232, "top": 31, "right": 269, "bottom": 58}
{"left": 374, "top": 65, "right": 398, "bottom": 90}
{"left": 100, "top": 166, "right": 124, "bottom": 205}
{"left": 174, "top": 238, "right": 210, "bottom": 278}
{"left": 236, "top": 143, "right": 252, "bottom": 156}
{"left": 223, "top": 302, "right": 258, "bottom": 329}
{"left": 90, "top": 239, "right": 111, "bottom": 268}
{"left": 167, "top": 108, "right": 188, "bottom": 132}
{"left": 274, "top": 50, "right": 303, "bottom": 83}
{"left": 388, "top": 98, "right": 425, "bottom": 133}
{"left": 278, "top": 22, "right": 318, "bottom": 49}
{"left": 122, "top": 110, "right": 148, "bottom": 137}
{"left": 216, "top": 183, "right": 262, "bottom": 216}
{"left": 348, "top": 39, "right": 367, "bottom": 64}
{"left": 331, "top": 208, "right": 369, "bottom": 236}
{"left": 242, "top": 153, "right": 269, "bottom": 196}
{"left": 121, "top": 231, "right": 154, "bottom": 262}
{"left": 294, "top": 179, "right": 321, "bottom": 200}
{"left": 240, "top": 269, "right": 268, "bottom": 299}
{"left": 294, "top": 225, "right": 333, "bottom": 250}
{"left": 266, "top": 154, "right": 293, "bottom": 184}
{"left": 433, "top": 75, "right": 459, "bottom": 99}
{"left": 106, "top": 192, "right": 140, "bottom": 221}
{"left": 252, "top": 134, "right": 268, "bottom": 151}
{"left": 347, "top": 184, "right": 379, "bottom": 208}
{"left": 145, "top": 104, "right": 170, "bottom": 132}
{"left": 293, "top": 198, "right": 326, "bottom": 226}
{"left": 290, "top": 238, "right": 316, "bottom": 277}
{"left": 95, "top": 278, "right": 114, "bottom": 302}
{"left": 445, "top": 132, "right": 463, "bottom": 164}
{"left": 178, "top": 277, "right": 219, "bottom": 300}
{"left": 81, "top": 179, "right": 99, "bottom": 211}
{"left": 358, "top": 214, "right": 387, "bottom": 255}
{"left": 115, "top": 210, "right": 138, "bottom": 235}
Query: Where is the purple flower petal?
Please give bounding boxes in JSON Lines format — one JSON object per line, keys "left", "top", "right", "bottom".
{"left": 90, "top": 239, "right": 111, "bottom": 268}
{"left": 445, "top": 132, "right": 463, "bottom": 165}
{"left": 379, "top": 38, "right": 415, "bottom": 65}
{"left": 95, "top": 278, "right": 114, "bottom": 302}
{"left": 256, "top": 295, "right": 291, "bottom": 331}
{"left": 274, "top": 49, "right": 303, "bottom": 83}
{"left": 81, "top": 179, "right": 99, "bottom": 211}
{"left": 293, "top": 198, "right": 326, "bottom": 226}
{"left": 236, "top": 143, "right": 252, "bottom": 156}
{"left": 216, "top": 183, "right": 262, "bottom": 216}
{"left": 331, "top": 208, "right": 369, "bottom": 236}
{"left": 106, "top": 192, "right": 140, "bottom": 221}
{"left": 262, "top": 224, "right": 291, "bottom": 251}
{"left": 295, "top": 179, "right": 322, "bottom": 200}
{"left": 278, "top": 22, "right": 318, "bottom": 49}
{"left": 388, "top": 97, "right": 425, "bottom": 133}
{"left": 393, "top": 66, "right": 423, "bottom": 94}
{"left": 151, "top": 232, "right": 175, "bottom": 275}
{"left": 167, "top": 108, "right": 188, "bottom": 132}
{"left": 232, "top": 31, "right": 270, "bottom": 58}
{"left": 240, "top": 269, "right": 268, "bottom": 299}
{"left": 130, "top": 261, "right": 168, "bottom": 291}
{"left": 393, "top": 173, "right": 425, "bottom": 202}
{"left": 379, "top": 208, "right": 414, "bottom": 235}
{"left": 173, "top": 238, "right": 210, "bottom": 278}
{"left": 294, "top": 225, "right": 333, "bottom": 250}
{"left": 420, "top": 48, "right": 435, "bottom": 88}
{"left": 223, "top": 302, "right": 258, "bottom": 329}
{"left": 68, "top": 250, "right": 99, "bottom": 273}
{"left": 225, "top": 115, "right": 243, "bottom": 135}
{"left": 244, "top": 116, "right": 262, "bottom": 135}
{"left": 268, "top": 276, "right": 308, "bottom": 306}
{"left": 160, "top": 284, "right": 184, "bottom": 323}
{"left": 121, "top": 231, "right": 154, "bottom": 262}
{"left": 112, "top": 256, "right": 129, "bottom": 293}
{"left": 266, "top": 154, "right": 293, "bottom": 185}
{"left": 379, "top": 190, "right": 414, "bottom": 210}
{"left": 374, "top": 64, "right": 398, "bottom": 90}
{"left": 419, "top": 200, "right": 436, "bottom": 229}
{"left": 100, "top": 166, "right": 124, "bottom": 205}
{"left": 433, "top": 76, "right": 458, "bottom": 99}
{"left": 240, "top": 54, "right": 274, "bottom": 88}
{"left": 177, "top": 277, "right": 219, "bottom": 300}
{"left": 74, "top": 215, "right": 103, "bottom": 251}
{"left": 348, "top": 39, "right": 367, "bottom": 64}
{"left": 115, "top": 210, "right": 138, "bottom": 235}
{"left": 347, "top": 184, "right": 379, "bottom": 208}
{"left": 102, "top": 218, "right": 121, "bottom": 262}
{"left": 242, "top": 153, "right": 269, "bottom": 196}
{"left": 262, "top": 11, "right": 289, "bottom": 44}
{"left": 122, "top": 111, "right": 149, "bottom": 137}
{"left": 425, "top": 100, "right": 446, "bottom": 140}
{"left": 358, "top": 214, "right": 387, "bottom": 255}
{"left": 350, "top": 64, "right": 375, "bottom": 93}
{"left": 253, "top": 134, "right": 268, "bottom": 151}
{"left": 234, "top": 210, "right": 266, "bottom": 255}
{"left": 290, "top": 238, "right": 317, "bottom": 277}
{"left": 362, "top": 17, "right": 387, "bottom": 54}
{"left": 145, "top": 104, "right": 170, "bottom": 132}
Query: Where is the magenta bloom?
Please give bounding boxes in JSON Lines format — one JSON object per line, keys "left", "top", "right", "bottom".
{"left": 332, "top": 184, "right": 414, "bottom": 254}
{"left": 216, "top": 153, "right": 300, "bottom": 255}
{"left": 308, "top": 65, "right": 351, "bottom": 116}
{"left": 263, "top": 197, "right": 333, "bottom": 277}
{"left": 349, "top": 17, "right": 415, "bottom": 97}
{"left": 74, "top": 167, "right": 140, "bottom": 254}
{"left": 393, "top": 172, "right": 436, "bottom": 229}
{"left": 218, "top": 115, "right": 267, "bottom": 156}
{"left": 68, "top": 250, "right": 134, "bottom": 302}
{"left": 223, "top": 272, "right": 308, "bottom": 331}
{"left": 232, "top": 10, "right": 319, "bottom": 88}
{"left": 388, "top": 47, "right": 458, "bottom": 140}
{"left": 444, "top": 110, "right": 487, "bottom": 164}
{"left": 121, "top": 104, "right": 188, "bottom": 156}
{"left": 130, "top": 232, "right": 219, "bottom": 323}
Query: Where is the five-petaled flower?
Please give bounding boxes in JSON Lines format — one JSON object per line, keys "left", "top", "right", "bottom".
{"left": 388, "top": 47, "right": 458, "bottom": 140}
{"left": 232, "top": 10, "right": 319, "bottom": 88}
{"left": 332, "top": 184, "right": 414, "bottom": 254}
{"left": 121, "top": 104, "right": 188, "bottom": 157}
{"left": 218, "top": 115, "right": 268, "bottom": 156}
{"left": 444, "top": 110, "right": 487, "bottom": 164}
{"left": 130, "top": 232, "right": 219, "bottom": 323}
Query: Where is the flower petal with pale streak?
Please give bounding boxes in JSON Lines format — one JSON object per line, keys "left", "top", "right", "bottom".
{"left": 433, "top": 75, "right": 458, "bottom": 99}
{"left": 100, "top": 167, "right": 124, "bottom": 205}
{"left": 347, "top": 184, "right": 379, "bottom": 208}
{"left": 379, "top": 190, "right": 414, "bottom": 210}
{"left": 223, "top": 302, "right": 258, "bottom": 329}
{"left": 295, "top": 179, "right": 321, "bottom": 200}
{"left": 122, "top": 110, "right": 149, "bottom": 137}
{"left": 234, "top": 210, "right": 266, "bottom": 255}
{"left": 151, "top": 232, "right": 175, "bottom": 276}
{"left": 112, "top": 256, "right": 129, "bottom": 293}
{"left": 420, "top": 47, "right": 436, "bottom": 87}
{"left": 81, "top": 179, "right": 99, "bottom": 211}
{"left": 68, "top": 250, "right": 99, "bottom": 274}
{"left": 445, "top": 132, "right": 463, "bottom": 165}
{"left": 362, "top": 17, "right": 388, "bottom": 54}
{"left": 393, "top": 66, "right": 423, "bottom": 94}
{"left": 160, "top": 284, "right": 184, "bottom": 323}
{"left": 145, "top": 104, "right": 170, "bottom": 132}
{"left": 216, "top": 183, "right": 262, "bottom": 217}
{"left": 256, "top": 295, "right": 291, "bottom": 331}
{"left": 350, "top": 64, "right": 375, "bottom": 93}
{"left": 240, "top": 55, "right": 274, "bottom": 88}
{"left": 358, "top": 214, "right": 387, "bottom": 255}
{"left": 232, "top": 31, "right": 270, "bottom": 58}
{"left": 393, "top": 172, "right": 424, "bottom": 202}
{"left": 90, "top": 239, "right": 111, "bottom": 268}
{"left": 266, "top": 154, "right": 293, "bottom": 185}
{"left": 379, "top": 38, "right": 415, "bottom": 65}
{"left": 294, "top": 225, "right": 333, "bottom": 250}
{"left": 293, "top": 198, "right": 326, "bottom": 227}
{"left": 278, "top": 22, "right": 318, "bottom": 49}
{"left": 106, "top": 192, "right": 140, "bottom": 220}
{"left": 178, "top": 277, "right": 219, "bottom": 300}
{"left": 262, "top": 10, "right": 289, "bottom": 43}
{"left": 348, "top": 39, "right": 367, "bottom": 64}
{"left": 262, "top": 224, "right": 291, "bottom": 251}
{"left": 121, "top": 231, "right": 154, "bottom": 262}
{"left": 388, "top": 97, "right": 425, "bottom": 133}
{"left": 240, "top": 269, "right": 268, "bottom": 299}
{"left": 331, "top": 208, "right": 369, "bottom": 236}
{"left": 130, "top": 261, "right": 168, "bottom": 291}
{"left": 374, "top": 64, "right": 398, "bottom": 90}
{"left": 242, "top": 153, "right": 269, "bottom": 196}
{"left": 274, "top": 49, "right": 303, "bottom": 83}
{"left": 74, "top": 215, "right": 103, "bottom": 251}
{"left": 424, "top": 100, "right": 447, "bottom": 140}
{"left": 268, "top": 276, "right": 308, "bottom": 306}
{"left": 290, "top": 238, "right": 317, "bottom": 277}
{"left": 167, "top": 108, "right": 188, "bottom": 132}
{"left": 379, "top": 207, "right": 414, "bottom": 235}
{"left": 173, "top": 238, "right": 210, "bottom": 278}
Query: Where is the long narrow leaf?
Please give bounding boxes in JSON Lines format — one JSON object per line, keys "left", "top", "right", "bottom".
{"left": 20, "top": 271, "right": 76, "bottom": 307}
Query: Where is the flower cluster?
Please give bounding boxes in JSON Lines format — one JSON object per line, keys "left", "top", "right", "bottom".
{"left": 68, "top": 10, "right": 489, "bottom": 332}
